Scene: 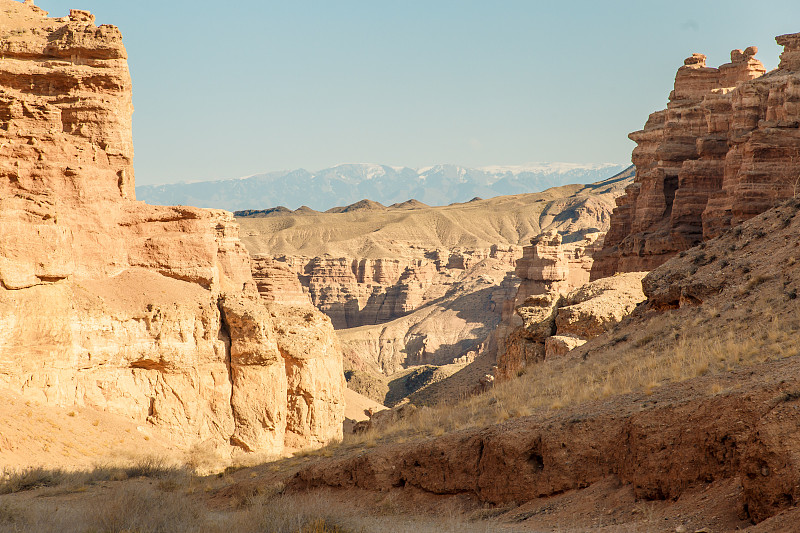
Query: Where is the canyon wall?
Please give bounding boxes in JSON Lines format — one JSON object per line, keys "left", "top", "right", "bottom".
{"left": 0, "top": 1, "right": 343, "bottom": 458}
{"left": 592, "top": 35, "right": 800, "bottom": 279}
{"left": 335, "top": 252, "right": 520, "bottom": 374}
{"left": 258, "top": 247, "right": 518, "bottom": 330}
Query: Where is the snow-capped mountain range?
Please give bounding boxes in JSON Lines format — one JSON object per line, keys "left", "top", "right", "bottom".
{"left": 135, "top": 162, "right": 630, "bottom": 212}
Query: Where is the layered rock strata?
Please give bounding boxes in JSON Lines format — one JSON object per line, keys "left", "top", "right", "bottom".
{"left": 290, "top": 355, "right": 800, "bottom": 525}
{"left": 336, "top": 254, "right": 520, "bottom": 374}
{"left": 0, "top": 1, "right": 343, "bottom": 458}
{"left": 261, "top": 248, "right": 518, "bottom": 330}
{"left": 592, "top": 36, "right": 800, "bottom": 279}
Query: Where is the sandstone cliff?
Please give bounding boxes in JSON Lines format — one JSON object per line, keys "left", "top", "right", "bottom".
{"left": 592, "top": 36, "right": 800, "bottom": 279}
{"left": 0, "top": 0, "right": 343, "bottom": 460}
{"left": 258, "top": 248, "right": 517, "bottom": 330}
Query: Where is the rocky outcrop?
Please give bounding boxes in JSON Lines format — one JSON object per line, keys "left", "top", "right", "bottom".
{"left": 0, "top": 1, "right": 343, "bottom": 459}
{"left": 495, "top": 229, "right": 646, "bottom": 380}
{"left": 251, "top": 256, "right": 312, "bottom": 306}
{"left": 592, "top": 36, "right": 800, "bottom": 279}
{"left": 514, "top": 231, "right": 603, "bottom": 300}
{"left": 495, "top": 232, "right": 638, "bottom": 380}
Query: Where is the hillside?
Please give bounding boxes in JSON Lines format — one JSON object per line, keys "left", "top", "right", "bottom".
{"left": 236, "top": 167, "right": 633, "bottom": 259}
{"left": 280, "top": 195, "right": 800, "bottom": 530}
{"left": 136, "top": 162, "right": 629, "bottom": 212}
{"left": 5, "top": 197, "right": 799, "bottom": 533}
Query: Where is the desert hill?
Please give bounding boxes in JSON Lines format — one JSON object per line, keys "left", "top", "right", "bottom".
{"left": 227, "top": 34, "right": 800, "bottom": 530}
{"left": 6, "top": 1, "right": 800, "bottom": 531}
{"left": 236, "top": 168, "right": 632, "bottom": 258}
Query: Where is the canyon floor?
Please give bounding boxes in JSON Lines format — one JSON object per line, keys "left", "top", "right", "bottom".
{"left": 5, "top": 2, "right": 800, "bottom": 531}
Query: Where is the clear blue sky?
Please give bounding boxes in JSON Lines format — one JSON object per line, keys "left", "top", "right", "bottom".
{"left": 36, "top": 0, "right": 800, "bottom": 186}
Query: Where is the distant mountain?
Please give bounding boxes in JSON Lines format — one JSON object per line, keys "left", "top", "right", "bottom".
{"left": 135, "top": 162, "right": 630, "bottom": 212}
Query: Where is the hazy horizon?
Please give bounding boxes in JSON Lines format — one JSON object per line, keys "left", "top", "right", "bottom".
{"left": 34, "top": 0, "right": 800, "bottom": 186}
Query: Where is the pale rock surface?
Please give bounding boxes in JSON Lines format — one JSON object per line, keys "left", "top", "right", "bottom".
{"left": 336, "top": 254, "right": 518, "bottom": 374}
{"left": 544, "top": 335, "right": 586, "bottom": 358}
{"left": 593, "top": 37, "right": 800, "bottom": 278}
{"left": 555, "top": 272, "right": 648, "bottom": 339}
{"left": 251, "top": 256, "right": 313, "bottom": 306}
{"left": 0, "top": 0, "right": 343, "bottom": 461}
{"left": 269, "top": 248, "right": 517, "bottom": 329}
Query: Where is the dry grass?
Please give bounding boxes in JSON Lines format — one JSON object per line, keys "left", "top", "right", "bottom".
{"left": 0, "top": 457, "right": 189, "bottom": 495}
{"left": 0, "top": 478, "right": 498, "bottom": 533}
{"left": 332, "top": 298, "right": 800, "bottom": 449}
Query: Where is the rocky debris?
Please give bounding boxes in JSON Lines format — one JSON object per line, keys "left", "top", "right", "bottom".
{"left": 0, "top": 1, "right": 343, "bottom": 459}
{"left": 592, "top": 36, "right": 800, "bottom": 279}
{"left": 555, "top": 272, "right": 647, "bottom": 339}
{"left": 474, "top": 373, "right": 495, "bottom": 394}
{"left": 544, "top": 334, "right": 586, "bottom": 357}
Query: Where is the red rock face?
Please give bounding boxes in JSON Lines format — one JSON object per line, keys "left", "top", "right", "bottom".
{"left": 592, "top": 37, "right": 800, "bottom": 279}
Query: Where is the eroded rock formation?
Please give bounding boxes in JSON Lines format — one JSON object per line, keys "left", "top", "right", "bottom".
{"left": 0, "top": 1, "right": 343, "bottom": 458}
{"left": 592, "top": 36, "right": 800, "bottom": 279}
{"left": 496, "top": 232, "right": 645, "bottom": 380}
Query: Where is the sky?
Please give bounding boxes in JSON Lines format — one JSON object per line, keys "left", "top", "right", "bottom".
{"left": 34, "top": 0, "right": 800, "bottom": 186}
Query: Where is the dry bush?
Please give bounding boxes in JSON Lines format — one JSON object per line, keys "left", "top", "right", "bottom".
{"left": 89, "top": 483, "right": 206, "bottom": 533}
{"left": 0, "top": 456, "right": 190, "bottom": 497}
{"left": 0, "top": 467, "right": 68, "bottom": 494}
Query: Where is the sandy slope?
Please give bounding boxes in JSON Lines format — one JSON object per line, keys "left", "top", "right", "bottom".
{"left": 0, "top": 388, "right": 181, "bottom": 471}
